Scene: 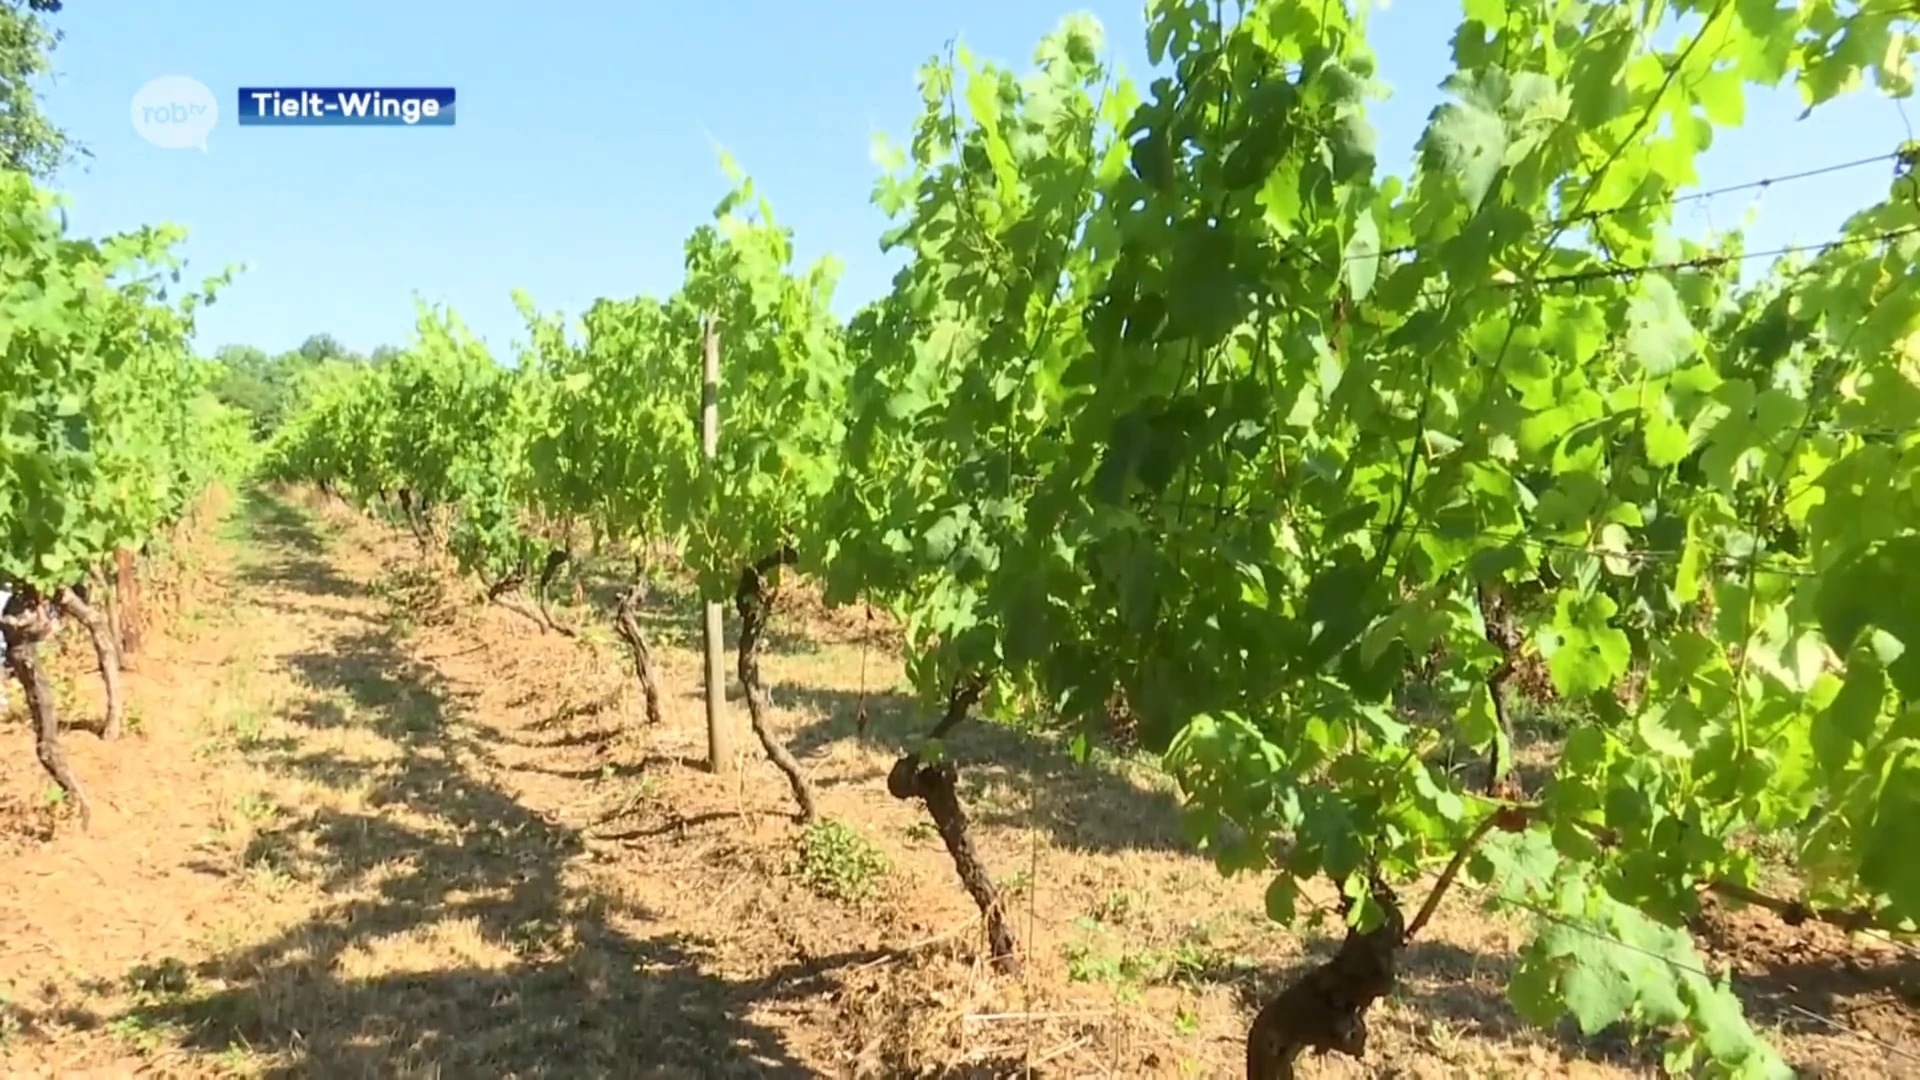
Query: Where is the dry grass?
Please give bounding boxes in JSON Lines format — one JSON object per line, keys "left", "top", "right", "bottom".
{"left": 0, "top": 486, "right": 1912, "bottom": 1077}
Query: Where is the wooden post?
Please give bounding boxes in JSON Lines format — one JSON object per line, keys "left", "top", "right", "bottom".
{"left": 701, "top": 316, "right": 734, "bottom": 777}
{"left": 114, "top": 548, "right": 142, "bottom": 671}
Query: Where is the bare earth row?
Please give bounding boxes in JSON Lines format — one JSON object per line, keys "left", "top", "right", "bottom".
{"left": 0, "top": 488, "right": 1911, "bottom": 1077}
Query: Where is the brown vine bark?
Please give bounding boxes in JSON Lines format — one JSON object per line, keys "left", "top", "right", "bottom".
{"left": 613, "top": 573, "right": 665, "bottom": 726}
{"left": 89, "top": 563, "right": 125, "bottom": 674}
{"left": 534, "top": 548, "right": 576, "bottom": 637}
{"left": 1242, "top": 772, "right": 1520, "bottom": 1074}
{"left": 55, "top": 585, "right": 124, "bottom": 740}
{"left": 1246, "top": 870, "right": 1402, "bottom": 1079}
{"left": 113, "top": 547, "right": 143, "bottom": 669}
{"left": 734, "top": 547, "right": 817, "bottom": 823}
{"left": 396, "top": 487, "right": 431, "bottom": 547}
{"left": 480, "top": 562, "right": 551, "bottom": 631}
{"left": 885, "top": 676, "right": 1021, "bottom": 974}
{"left": 1703, "top": 880, "right": 1886, "bottom": 934}
{"left": 2, "top": 590, "right": 91, "bottom": 828}
{"left": 1239, "top": 581, "right": 1538, "bottom": 1078}
{"left": 482, "top": 564, "right": 523, "bottom": 601}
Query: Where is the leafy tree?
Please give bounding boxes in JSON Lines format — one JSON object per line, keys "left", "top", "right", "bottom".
{"left": 0, "top": 0, "right": 78, "bottom": 180}
{"left": 207, "top": 341, "right": 368, "bottom": 436}
{"left": 297, "top": 333, "right": 342, "bottom": 363}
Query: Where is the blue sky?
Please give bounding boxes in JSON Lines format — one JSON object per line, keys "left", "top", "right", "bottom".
{"left": 36, "top": 1, "right": 1918, "bottom": 360}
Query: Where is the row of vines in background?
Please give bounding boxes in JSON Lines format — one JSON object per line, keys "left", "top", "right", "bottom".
{"left": 0, "top": 168, "right": 256, "bottom": 827}
{"left": 262, "top": 0, "right": 1920, "bottom": 1075}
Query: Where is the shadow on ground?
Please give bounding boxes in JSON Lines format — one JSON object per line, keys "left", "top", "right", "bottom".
{"left": 115, "top": 493, "right": 873, "bottom": 1077}
{"left": 1390, "top": 940, "right": 1658, "bottom": 1070}
{"left": 1691, "top": 907, "right": 1920, "bottom": 1065}
{"left": 570, "top": 565, "right": 826, "bottom": 658}
{"left": 779, "top": 682, "right": 1193, "bottom": 857}
{"left": 232, "top": 492, "right": 356, "bottom": 601}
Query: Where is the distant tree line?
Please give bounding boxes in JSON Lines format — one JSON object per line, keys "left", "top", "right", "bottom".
{"left": 206, "top": 335, "right": 402, "bottom": 437}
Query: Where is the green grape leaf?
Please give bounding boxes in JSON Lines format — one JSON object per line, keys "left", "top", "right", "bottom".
{"left": 1420, "top": 70, "right": 1507, "bottom": 210}
{"left": 1345, "top": 209, "right": 1381, "bottom": 303}
{"left": 1545, "top": 591, "right": 1631, "bottom": 698}
{"left": 1625, "top": 277, "right": 1697, "bottom": 376}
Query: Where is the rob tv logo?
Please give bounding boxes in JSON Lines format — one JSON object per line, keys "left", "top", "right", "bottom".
{"left": 130, "top": 76, "right": 219, "bottom": 151}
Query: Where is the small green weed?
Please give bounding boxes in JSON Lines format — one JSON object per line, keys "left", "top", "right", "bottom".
{"left": 1000, "top": 868, "right": 1034, "bottom": 899}
{"left": 1062, "top": 918, "right": 1248, "bottom": 1000}
{"left": 106, "top": 1010, "right": 178, "bottom": 1054}
{"left": 793, "top": 819, "right": 888, "bottom": 904}
{"left": 1090, "top": 888, "right": 1137, "bottom": 925}
{"left": 126, "top": 957, "right": 193, "bottom": 997}
{"left": 1174, "top": 1001, "right": 1201, "bottom": 1036}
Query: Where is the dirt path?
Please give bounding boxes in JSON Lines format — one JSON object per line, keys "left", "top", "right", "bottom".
{"left": 2, "top": 491, "right": 830, "bottom": 1078}
{"left": 1, "top": 490, "right": 1913, "bottom": 1078}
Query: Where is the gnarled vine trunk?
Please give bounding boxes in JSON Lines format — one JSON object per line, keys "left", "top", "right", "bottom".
{"left": 89, "top": 563, "right": 121, "bottom": 673}
{"left": 734, "top": 547, "right": 817, "bottom": 823}
{"left": 396, "top": 487, "right": 430, "bottom": 547}
{"left": 535, "top": 548, "right": 576, "bottom": 636}
{"left": 885, "top": 677, "right": 1020, "bottom": 974}
{"left": 2, "top": 590, "right": 91, "bottom": 828}
{"left": 1246, "top": 871, "right": 1402, "bottom": 1079}
{"left": 55, "top": 585, "right": 124, "bottom": 740}
{"left": 613, "top": 574, "right": 665, "bottom": 726}
{"left": 481, "top": 561, "right": 551, "bottom": 631}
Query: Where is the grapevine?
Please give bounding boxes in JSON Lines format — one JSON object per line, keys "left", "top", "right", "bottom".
{"left": 274, "top": 164, "right": 850, "bottom": 820}
{"left": 0, "top": 168, "right": 250, "bottom": 826}
{"left": 518, "top": 289, "right": 680, "bottom": 721}
{"left": 256, "top": 0, "right": 1920, "bottom": 1074}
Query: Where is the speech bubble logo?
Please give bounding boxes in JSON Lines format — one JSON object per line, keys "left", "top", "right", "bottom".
{"left": 131, "top": 75, "right": 219, "bottom": 151}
